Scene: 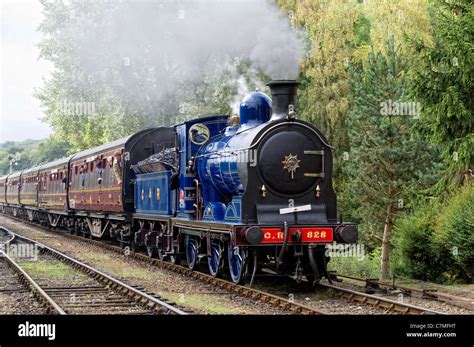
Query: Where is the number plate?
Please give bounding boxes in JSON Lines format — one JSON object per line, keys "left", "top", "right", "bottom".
{"left": 261, "top": 227, "right": 333, "bottom": 243}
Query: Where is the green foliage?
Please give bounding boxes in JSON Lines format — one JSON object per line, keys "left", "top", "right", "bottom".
{"left": 0, "top": 139, "right": 42, "bottom": 175}
{"left": 409, "top": 0, "right": 474, "bottom": 185}
{"left": 392, "top": 204, "right": 444, "bottom": 281}
{"left": 352, "top": 14, "right": 371, "bottom": 48}
{"left": 328, "top": 247, "right": 381, "bottom": 279}
{"left": 432, "top": 184, "right": 474, "bottom": 281}
{"left": 33, "top": 136, "right": 73, "bottom": 163}
{"left": 394, "top": 185, "right": 473, "bottom": 283}
{"left": 0, "top": 137, "right": 72, "bottom": 175}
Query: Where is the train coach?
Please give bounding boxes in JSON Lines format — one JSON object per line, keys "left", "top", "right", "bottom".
{"left": 0, "top": 80, "right": 358, "bottom": 285}
{"left": 0, "top": 174, "right": 8, "bottom": 211}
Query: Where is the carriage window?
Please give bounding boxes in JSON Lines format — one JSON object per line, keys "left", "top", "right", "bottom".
{"left": 75, "top": 166, "right": 78, "bottom": 175}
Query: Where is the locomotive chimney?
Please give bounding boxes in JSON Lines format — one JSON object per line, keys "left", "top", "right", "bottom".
{"left": 266, "top": 80, "right": 300, "bottom": 121}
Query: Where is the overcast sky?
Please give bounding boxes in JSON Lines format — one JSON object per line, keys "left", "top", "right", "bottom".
{"left": 1, "top": 0, "right": 53, "bottom": 143}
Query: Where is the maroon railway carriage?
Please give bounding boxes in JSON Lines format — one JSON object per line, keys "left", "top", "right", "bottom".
{"left": 0, "top": 174, "right": 9, "bottom": 213}
{"left": 19, "top": 166, "right": 41, "bottom": 221}
{"left": 5, "top": 170, "right": 21, "bottom": 216}
{"left": 69, "top": 138, "right": 126, "bottom": 214}
{"left": 0, "top": 174, "right": 8, "bottom": 204}
{"left": 37, "top": 156, "right": 73, "bottom": 227}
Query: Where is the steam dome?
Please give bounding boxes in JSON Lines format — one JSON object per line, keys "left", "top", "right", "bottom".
{"left": 239, "top": 91, "right": 272, "bottom": 127}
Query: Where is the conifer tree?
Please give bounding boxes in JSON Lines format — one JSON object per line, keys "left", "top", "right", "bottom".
{"left": 346, "top": 38, "right": 434, "bottom": 279}
{"left": 410, "top": 0, "right": 473, "bottom": 186}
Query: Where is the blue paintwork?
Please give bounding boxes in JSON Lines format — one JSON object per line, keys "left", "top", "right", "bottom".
{"left": 135, "top": 171, "right": 175, "bottom": 215}
{"left": 224, "top": 196, "right": 242, "bottom": 223}
{"left": 175, "top": 116, "right": 229, "bottom": 219}
{"left": 195, "top": 92, "right": 272, "bottom": 222}
{"left": 202, "top": 202, "right": 226, "bottom": 222}
{"left": 239, "top": 91, "right": 272, "bottom": 129}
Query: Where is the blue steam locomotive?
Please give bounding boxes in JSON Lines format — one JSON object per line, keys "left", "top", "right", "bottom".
{"left": 131, "top": 80, "right": 357, "bottom": 284}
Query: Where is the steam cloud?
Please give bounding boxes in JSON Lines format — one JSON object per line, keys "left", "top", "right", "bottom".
{"left": 98, "top": 0, "right": 304, "bottom": 78}
{"left": 46, "top": 0, "right": 304, "bottom": 124}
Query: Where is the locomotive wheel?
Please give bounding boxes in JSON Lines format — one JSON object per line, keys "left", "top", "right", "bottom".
{"left": 185, "top": 235, "right": 199, "bottom": 270}
{"left": 208, "top": 240, "right": 223, "bottom": 277}
{"left": 228, "top": 246, "right": 248, "bottom": 284}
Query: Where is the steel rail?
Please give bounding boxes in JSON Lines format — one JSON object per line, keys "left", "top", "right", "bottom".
{"left": 0, "top": 250, "right": 66, "bottom": 314}
{"left": 319, "top": 283, "right": 445, "bottom": 315}
{"left": 82, "top": 237, "right": 326, "bottom": 315}
{"left": 328, "top": 272, "right": 474, "bottom": 311}
{"left": 1, "top": 226, "right": 188, "bottom": 315}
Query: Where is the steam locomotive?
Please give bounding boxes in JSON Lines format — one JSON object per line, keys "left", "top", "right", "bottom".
{"left": 0, "top": 80, "right": 357, "bottom": 284}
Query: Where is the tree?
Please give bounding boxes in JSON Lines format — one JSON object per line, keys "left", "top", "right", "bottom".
{"left": 362, "top": 0, "right": 432, "bottom": 59}
{"left": 31, "top": 136, "right": 73, "bottom": 164}
{"left": 346, "top": 38, "right": 436, "bottom": 279}
{"left": 410, "top": 0, "right": 473, "bottom": 187}
{"left": 277, "top": 0, "right": 359, "bottom": 150}
{"left": 0, "top": 137, "right": 72, "bottom": 175}
{"left": 35, "top": 0, "right": 280, "bottom": 151}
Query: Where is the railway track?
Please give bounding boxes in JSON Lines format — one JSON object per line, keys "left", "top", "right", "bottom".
{"left": 0, "top": 226, "right": 188, "bottom": 315}
{"left": 328, "top": 272, "right": 474, "bottom": 312}
{"left": 318, "top": 283, "right": 444, "bottom": 315}
{"left": 0, "top": 227, "right": 48, "bottom": 314}
{"left": 0, "top": 216, "right": 446, "bottom": 315}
